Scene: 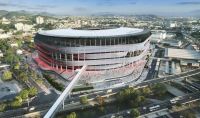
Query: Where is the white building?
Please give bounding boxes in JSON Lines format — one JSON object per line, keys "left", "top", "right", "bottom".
{"left": 36, "top": 16, "right": 44, "bottom": 24}
{"left": 170, "top": 23, "right": 177, "bottom": 28}
{"left": 1, "top": 17, "right": 10, "bottom": 24}
{"left": 10, "top": 43, "right": 18, "bottom": 47}
{"left": 16, "top": 49, "right": 23, "bottom": 55}
{"left": 150, "top": 30, "right": 167, "bottom": 43}
{"left": 14, "top": 23, "right": 33, "bottom": 31}
{"left": 165, "top": 48, "right": 200, "bottom": 67}
{"left": 0, "top": 50, "right": 3, "bottom": 58}
{"left": 0, "top": 32, "right": 12, "bottom": 39}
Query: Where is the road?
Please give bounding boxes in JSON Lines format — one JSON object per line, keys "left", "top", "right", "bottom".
{"left": 100, "top": 91, "right": 200, "bottom": 118}
{"left": 135, "top": 68, "right": 200, "bottom": 88}
{"left": 146, "top": 59, "right": 157, "bottom": 80}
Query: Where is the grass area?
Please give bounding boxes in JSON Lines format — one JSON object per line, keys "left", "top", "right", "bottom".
{"left": 72, "top": 86, "right": 94, "bottom": 92}
{"left": 43, "top": 73, "right": 64, "bottom": 91}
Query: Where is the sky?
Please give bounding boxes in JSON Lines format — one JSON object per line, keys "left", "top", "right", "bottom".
{"left": 0, "top": 0, "right": 200, "bottom": 16}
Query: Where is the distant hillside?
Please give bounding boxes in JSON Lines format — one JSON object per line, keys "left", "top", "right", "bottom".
{"left": 0, "top": 10, "right": 32, "bottom": 19}
{"left": 0, "top": 10, "right": 9, "bottom": 17}
{"left": 0, "top": 10, "right": 56, "bottom": 19}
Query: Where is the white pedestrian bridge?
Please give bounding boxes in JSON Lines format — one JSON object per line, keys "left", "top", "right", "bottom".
{"left": 44, "top": 65, "right": 87, "bottom": 118}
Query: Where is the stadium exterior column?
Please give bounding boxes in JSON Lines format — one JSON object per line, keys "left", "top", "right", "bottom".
{"left": 72, "top": 54, "right": 74, "bottom": 72}
{"left": 60, "top": 53, "right": 62, "bottom": 71}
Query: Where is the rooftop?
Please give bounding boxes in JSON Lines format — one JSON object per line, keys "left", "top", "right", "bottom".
{"left": 165, "top": 48, "right": 200, "bottom": 60}
{"left": 38, "top": 27, "right": 144, "bottom": 37}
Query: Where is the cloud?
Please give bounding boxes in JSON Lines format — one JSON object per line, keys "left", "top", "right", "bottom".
{"left": 0, "top": 2, "right": 57, "bottom": 10}
{"left": 36, "top": 5, "right": 57, "bottom": 8}
{"left": 177, "top": 1, "right": 200, "bottom": 5}
{"left": 96, "top": 0, "right": 137, "bottom": 6}
{"left": 74, "top": 7, "right": 88, "bottom": 11}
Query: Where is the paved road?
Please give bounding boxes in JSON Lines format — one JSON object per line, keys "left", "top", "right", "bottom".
{"left": 146, "top": 59, "right": 157, "bottom": 80}
{"left": 135, "top": 68, "right": 200, "bottom": 88}
{"left": 100, "top": 91, "right": 200, "bottom": 118}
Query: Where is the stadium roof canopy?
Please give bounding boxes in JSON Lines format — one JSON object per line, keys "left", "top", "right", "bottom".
{"left": 38, "top": 27, "right": 145, "bottom": 38}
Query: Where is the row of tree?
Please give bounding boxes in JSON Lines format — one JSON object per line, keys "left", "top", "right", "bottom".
{"left": 0, "top": 87, "right": 38, "bottom": 112}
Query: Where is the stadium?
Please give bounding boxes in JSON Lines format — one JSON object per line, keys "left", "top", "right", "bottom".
{"left": 34, "top": 27, "right": 151, "bottom": 89}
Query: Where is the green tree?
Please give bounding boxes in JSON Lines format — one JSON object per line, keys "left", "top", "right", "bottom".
{"left": 28, "top": 87, "right": 38, "bottom": 97}
{"left": 151, "top": 83, "right": 167, "bottom": 97}
{"left": 130, "top": 108, "right": 140, "bottom": 118}
{"left": 0, "top": 103, "right": 6, "bottom": 112}
{"left": 80, "top": 96, "right": 88, "bottom": 104}
{"left": 2, "top": 71, "right": 12, "bottom": 81}
{"left": 14, "top": 63, "right": 20, "bottom": 70}
{"left": 142, "top": 87, "right": 151, "bottom": 96}
{"left": 30, "top": 71, "right": 37, "bottom": 80}
{"left": 11, "top": 96, "right": 23, "bottom": 108}
{"left": 19, "top": 89, "right": 29, "bottom": 100}
{"left": 66, "top": 112, "right": 77, "bottom": 118}
{"left": 24, "top": 64, "right": 29, "bottom": 72}
{"left": 3, "top": 48, "right": 20, "bottom": 64}
{"left": 36, "top": 79, "right": 43, "bottom": 84}
{"left": 181, "top": 111, "right": 196, "bottom": 118}
{"left": 19, "top": 72, "right": 28, "bottom": 82}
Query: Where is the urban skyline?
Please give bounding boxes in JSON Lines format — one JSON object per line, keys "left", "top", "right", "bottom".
{"left": 0, "top": 0, "right": 200, "bottom": 16}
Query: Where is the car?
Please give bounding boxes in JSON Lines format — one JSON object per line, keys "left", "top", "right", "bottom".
{"left": 149, "top": 105, "right": 160, "bottom": 112}
{"left": 28, "top": 107, "right": 35, "bottom": 111}
{"left": 126, "top": 111, "right": 130, "bottom": 114}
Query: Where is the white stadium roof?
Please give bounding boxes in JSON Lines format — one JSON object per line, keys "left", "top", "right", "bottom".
{"left": 165, "top": 48, "right": 200, "bottom": 60}
{"left": 38, "top": 27, "right": 144, "bottom": 37}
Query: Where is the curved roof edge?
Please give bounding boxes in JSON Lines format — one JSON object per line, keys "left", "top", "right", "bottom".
{"left": 38, "top": 27, "right": 150, "bottom": 38}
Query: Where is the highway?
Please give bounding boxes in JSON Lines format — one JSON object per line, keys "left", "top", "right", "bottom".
{"left": 100, "top": 91, "right": 200, "bottom": 118}
{"left": 134, "top": 68, "right": 200, "bottom": 88}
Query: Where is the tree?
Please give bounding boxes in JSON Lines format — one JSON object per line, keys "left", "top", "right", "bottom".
{"left": 30, "top": 71, "right": 37, "bottom": 80}
{"left": 24, "top": 64, "right": 29, "bottom": 72}
{"left": 181, "top": 111, "right": 196, "bottom": 118}
{"left": 19, "top": 89, "right": 29, "bottom": 100}
{"left": 28, "top": 87, "right": 38, "bottom": 97}
{"left": 3, "top": 48, "right": 20, "bottom": 64}
{"left": 19, "top": 72, "right": 28, "bottom": 82}
{"left": 0, "top": 103, "right": 6, "bottom": 112}
{"left": 2, "top": 71, "right": 12, "bottom": 81}
{"left": 11, "top": 96, "right": 22, "bottom": 108}
{"left": 130, "top": 108, "right": 140, "bottom": 118}
{"left": 80, "top": 96, "right": 88, "bottom": 104}
{"left": 36, "top": 79, "right": 43, "bottom": 84}
{"left": 151, "top": 83, "right": 167, "bottom": 97}
{"left": 96, "top": 96, "right": 105, "bottom": 106}
{"left": 142, "top": 87, "right": 151, "bottom": 96}
{"left": 66, "top": 112, "right": 77, "bottom": 118}
{"left": 14, "top": 63, "right": 20, "bottom": 70}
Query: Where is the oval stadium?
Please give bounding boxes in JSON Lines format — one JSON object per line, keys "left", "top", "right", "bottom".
{"left": 33, "top": 27, "right": 151, "bottom": 89}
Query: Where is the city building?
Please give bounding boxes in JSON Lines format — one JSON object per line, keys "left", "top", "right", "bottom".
{"left": 34, "top": 27, "right": 151, "bottom": 88}
{"left": 0, "top": 31, "right": 12, "bottom": 39}
{"left": 14, "top": 23, "right": 33, "bottom": 31}
{"left": 0, "top": 50, "right": 3, "bottom": 58}
{"left": 16, "top": 49, "right": 23, "bottom": 55}
{"left": 36, "top": 16, "right": 44, "bottom": 24}
{"left": 150, "top": 30, "right": 167, "bottom": 43}
{"left": 1, "top": 17, "right": 10, "bottom": 24}
{"left": 165, "top": 48, "right": 200, "bottom": 67}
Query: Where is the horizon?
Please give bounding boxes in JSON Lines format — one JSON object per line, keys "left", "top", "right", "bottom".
{"left": 0, "top": 0, "right": 200, "bottom": 17}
